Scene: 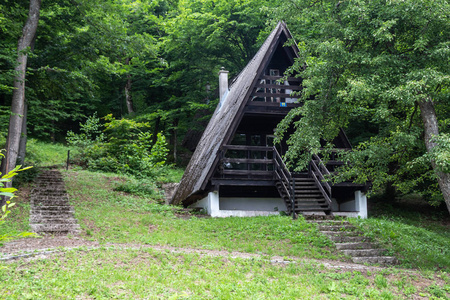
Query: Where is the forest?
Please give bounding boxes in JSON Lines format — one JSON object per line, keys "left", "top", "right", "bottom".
{"left": 1, "top": 0, "right": 449, "bottom": 213}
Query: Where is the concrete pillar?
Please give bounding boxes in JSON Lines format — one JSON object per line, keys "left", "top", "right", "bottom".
{"left": 219, "top": 67, "right": 229, "bottom": 104}
{"left": 208, "top": 191, "right": 220, "bottom": 217}
{"left": 355, "top": 190, "right": 368, "bottom": 219}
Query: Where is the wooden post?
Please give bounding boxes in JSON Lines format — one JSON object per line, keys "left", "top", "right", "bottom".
{"left": 66, "top": 150, "right": 70, "bottom": 170}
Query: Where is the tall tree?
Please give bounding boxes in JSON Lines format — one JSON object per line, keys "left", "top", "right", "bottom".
{"left": 2, "top": 0, "right": 41, "bottom": 179}
{"left": 275, "top": 0, "right": 450, "bottom": 212}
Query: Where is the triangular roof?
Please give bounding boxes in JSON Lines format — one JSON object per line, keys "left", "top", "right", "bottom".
{"left": 171, "top": 22, "right": 299, "bottom": 205}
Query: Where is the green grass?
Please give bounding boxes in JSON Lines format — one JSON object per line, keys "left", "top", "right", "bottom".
{"left": 25, "top": 139, "right": 71, "bottom": 167}
{"left": 349, "top": 203, "right": 450, "bottom": 271}
{"left": 1, "top": 247, "right": 449, "bottom": 299}
{"left": 64, "top": 170, "right": 338, "bottom": 259}
{"left": 0, "top": 185, "right": 32, "bottom": 239}
{"left": 1, "top": 167, "right": 449, "bottom": 298}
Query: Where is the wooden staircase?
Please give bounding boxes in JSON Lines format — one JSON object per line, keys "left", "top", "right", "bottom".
{"left": 276, "top": 177, "right": 331, "bottom": 214}
{"left": 273, "top": 148, "right": 333, "bottom": 216}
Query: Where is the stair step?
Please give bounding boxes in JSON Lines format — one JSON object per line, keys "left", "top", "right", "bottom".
{"left": 29, "top": 217, "right": 78, "bottom": 224}
{"left": 329, "top": 235, "right": 369, "bottom": 243}
{"left": 351, "top": 256, "right": 397, "bottom": 265}
{"left": 295, "top": 208, "right": 332, "bottom": 212}
{"left": 318, "top": 225, "right": 356, "bottom": 231}
{"left": 303, "top": 215, "right": 336, "bottom": 220}
{"left": 308, "top": 220, "right": 350, "bottom": 225}
{"left": 31, "top": 223, "right": 81, "bottom": 233}
{"left": 294, "top": 190, "right": 322, "bottom": 194}
{"left": 342, "top": 249, "right": 387, "bottom": 257}
{"left": 31, "top": 200, "right": 71, "bottom": 206}
{"left": 295, "top": 199, "right": 327, "bottom": 203}
{"left": 320, "top": 230, "right": 363, "bottom": 237}
{"left": 335, "top": 242, "right": 377, "bottom": 250}
{"left": 31, "top": 206, "right": 74, "bottom": 212}
{"left": 31, "top": 212, "right": 75, "bottom": 218}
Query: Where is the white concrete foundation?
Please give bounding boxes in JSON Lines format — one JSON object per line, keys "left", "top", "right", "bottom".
{"left": 190, "top": 190, "right": 368, "bottom": 218}
{"left": 355, "top": 190, "right": 368, "bottom": 218}
{"left": 190, "top": 192, "right": 282, "bottom": 218}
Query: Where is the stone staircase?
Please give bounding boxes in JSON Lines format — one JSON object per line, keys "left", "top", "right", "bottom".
{"left": 305, "top": 215, "right": 397, "bottom": 265}
{"left": 29, "top": 170, "right": 80, "bottom": 235}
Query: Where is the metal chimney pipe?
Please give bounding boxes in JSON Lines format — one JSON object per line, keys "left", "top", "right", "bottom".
{"left": 218, "top": 67, "right": 229, "bottom": 104}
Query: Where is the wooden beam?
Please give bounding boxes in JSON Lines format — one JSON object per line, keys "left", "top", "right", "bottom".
{"left": 222, "top": 145, "right": 273, "bottom": 151}
{"left": 221, "top": 169, "right": 273, "bottom": 176}
{"left": 255, "top": 84, "right": 303, "bottom": 90}
{"left": 211, "top": 179, "right": 276, "bottom": 186}
{"left": 222, "top": 158, "right": 274, "bottom": 164}
{"left": 261, "top": 75, "right": 302, "bottom": 82}
{"left": 252, "top": 92, "right": 298, "bottom": 98}
{"left": 246, "top": 102, "right": 301, "bottom": 107}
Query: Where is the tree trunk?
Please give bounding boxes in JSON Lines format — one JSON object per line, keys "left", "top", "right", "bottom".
{"left": 17, "top": 103, "right": 28, "bottom": 166}
{"left": 153, "top": 117, "right": 160, "bottom": 144}
{"left": 418, "top": 97, "right": 450, "bottom": 214}
{"left": 1, "top": 0, "right": 40, "bottom": 205}
{"left": 124, "top": 58, "right": 134, "bottom": 115}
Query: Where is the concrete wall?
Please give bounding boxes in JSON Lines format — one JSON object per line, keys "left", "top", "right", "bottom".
{"left": 219, "top": 197, "right": 285, "bottom": 212}
{"left": 335, "top": 190, "right": 367, "bottom": 218}
{"left": 189, "top": 190, "right": 367, "bottom": 218}
{"left": 189, "top": 192, "right": 283, "bottom": 218}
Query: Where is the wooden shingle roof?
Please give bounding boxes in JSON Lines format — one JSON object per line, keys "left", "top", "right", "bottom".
{"left": 171, "top": 22, "right": 298, "bottom": 206}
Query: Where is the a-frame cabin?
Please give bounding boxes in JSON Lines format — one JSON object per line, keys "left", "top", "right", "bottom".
{"left": 171, "top": 22, "right": 369, "bottom": 218}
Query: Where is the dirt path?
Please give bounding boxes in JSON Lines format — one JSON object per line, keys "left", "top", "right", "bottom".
{"left": 1, "top": 235, "right": 386, "bottom": 271}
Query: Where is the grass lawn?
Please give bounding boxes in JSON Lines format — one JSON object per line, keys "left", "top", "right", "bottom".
{"left": 64, "top": 170, "right": 339, "bottom": 260}
{"left": 1, "top": 247, "right": 449, "bottom": 299}
{"left": 0, "top": 168, "right": 449, "bottom": 299}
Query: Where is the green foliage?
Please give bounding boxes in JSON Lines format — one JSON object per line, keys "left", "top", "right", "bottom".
{"left": 113, "top": 177, "right": 161, "bottom": 199}
{"left": 431, "top": 133, "right": 450, "bottom": 173}
{"left": 350, "top": 202, "right": 450, "bottom": 271}
{"left": 0, "top": 154, "right": 35, "bottom": 244}
{"left": 67, "top": 114, "right": 169, "bottom": 177}
{"left": 274, "top": 0, "right": 450, "bottom": 204}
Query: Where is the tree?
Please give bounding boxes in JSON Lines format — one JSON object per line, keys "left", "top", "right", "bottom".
{"left": 1, "top": 0, "right": 41, "bottom": 188}
{"left": 275, "top": 0, "right": 450, "bottom": 212}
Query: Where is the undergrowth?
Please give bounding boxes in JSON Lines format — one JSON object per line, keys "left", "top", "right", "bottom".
{"left": 349, "top": 202, "right": 450, "bottom": 271}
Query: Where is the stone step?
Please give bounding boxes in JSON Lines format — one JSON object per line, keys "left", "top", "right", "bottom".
{"left": 31, "top": 188, "right": 67, "bottom": 193}
{"left": 29, "top": 217, "right": 78, "bottom": 224}
{"left": 327, "top": 235, "right": 369, "bottom": 243}
{"left": 31, "top": 223, "right": 81, "bottom": 233}
{"left": 342, "top": 248, "right": 387, "bottom": 257}
{"left": 31, "top": 206, "right": 75, "bottom": 213}
{"left": 303, "top": 215, "right": 336, "bottom": 220}
{"left": 335, "top": 242, "right": 377, "bottom": 250}
{"left": 30, "top": 212, "right": 76, "bottom": 218}
{"left": 320, "top": 230, "right": 363, "bottom": 237}
{"left": 352, "top": 256, "right": 397, "bottom": 265}
{"left": 34, "top": 184, "right": 65, "bottom": 188}
{"left": 35, "top": 177, "right": 63, "bottom": 180}
{"left": 31, "top": 199, "right": 71, "bottom": 206}
{"left": 308, "top": 220, "right": 351, "bottom": 225}
{"left": 318, "top": 225, "right": 357, "bottom": 231}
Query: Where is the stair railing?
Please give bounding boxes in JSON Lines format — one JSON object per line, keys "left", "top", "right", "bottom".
{"left": 309, "top": 154, "right": 332, "bottom": 208}
{"left": 273, "top": 147, "right": 296, "bottom": 219}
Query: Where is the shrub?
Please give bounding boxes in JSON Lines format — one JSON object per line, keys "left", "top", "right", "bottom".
{"left": 67, "top": 113, "right": 169, "bottom": 178}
